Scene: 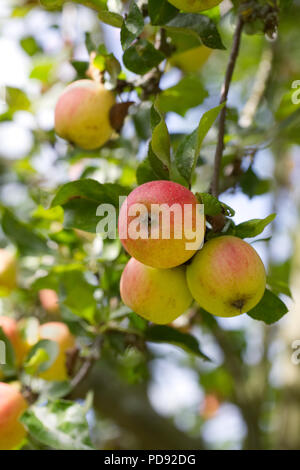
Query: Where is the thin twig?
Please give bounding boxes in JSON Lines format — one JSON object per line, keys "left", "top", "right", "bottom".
{"left": 211, "top": 17, "right": 244, "bottom": 197}
{"left": 70, "top": 336, "right": 102, "bottom": 390}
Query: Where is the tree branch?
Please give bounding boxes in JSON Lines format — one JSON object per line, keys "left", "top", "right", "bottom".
{"left": 211, "top": 17, "right": 244, "bottom": 197}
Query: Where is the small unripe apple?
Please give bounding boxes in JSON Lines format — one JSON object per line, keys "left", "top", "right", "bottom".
{"left": 167, "top": 0, "right": 222, "bottom": 12}
{"left": 118, "top": 181, "right": 205, "bottom": 269}
{"left": 38, "top": 322, "right": 75, "bottom": 381}
{"left": 0, "top": 382, "right": 27, "bottom": 450}
{"left": 120, "top": 257, "right": 193, "bottom": 324}
{"left": 186, "top": 236, "right": 266, "bottom": 317}
{"left": 39, "top": 289, "right": 59, "bottom": 314}
{"left": 55, "top": 79, "right": 115, "bottom": 150}
{"left": 0, "top": 249, "right": 17, "bottom": 295}
{"left": 169, "top": 46, "right": 212, "bottom": 73}
{"left": 0, "top": 316, "right": 26, "bottom": 367}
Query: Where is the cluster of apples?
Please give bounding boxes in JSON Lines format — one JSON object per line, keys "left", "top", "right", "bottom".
{"left": 118, "top": 181, "right": 266, "bottom": 324}
{"left": 0, "top": 316, "right": 75, "bottom": 449}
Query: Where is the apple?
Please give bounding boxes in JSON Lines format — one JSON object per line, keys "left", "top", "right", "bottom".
{"left": 186, "top": 236, "right": 266, "bottom": 317}
{"left": 120, "top": 257, "right": 193, "bottom": 324}
{"left": 118, "top": 180, "right": 205, "bottom": 269}
{"left": 169, "top": 45, "right": 212, "bottom": 73}
{"left": 0, "top": 249, "right": 17, "bottom": 295}
{"left": 0, "top": 382, "right": 27, "bottom": 450}
{"left": 55, "top": 79, "right": 115, "bottom": 150}
{"left": 0, "top": 316, "right": 26, "bottom": 367}
{"left": 39, "top": 289, "right": 59, "bottom": 314}
{"left": 167, "top": 0, "right": 222, "bottom": 12}
{"left": 39, "top": 322, "right": 75, "bottom": 381}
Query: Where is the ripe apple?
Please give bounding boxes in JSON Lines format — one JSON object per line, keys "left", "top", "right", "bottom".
{"left": 0, "top": 316, "right": 26, "bottom": 367}
{"left": 169, "top": 46, "right": 212, "bottom": 73}
{"left": 38, "top": 322, "right": 75, "bottom": 381}
{"left": 55, "top": 79, "right": 115, "bottom": 150}
{"left": 0, "top": 382, "right": 27, "bottom": 450}
{"left": 39, "top": 289, "right": 59, "bottom": 314}
{"left": 118, "top": 181, "right": 205, "bottom": 269}
{"left": 120, "top": 257, "right": 193, "bottom": 324}
{"left": 167, "top": 0, "right": 222, "bottom": 12}
{"left": 0, "top": 249, "right": 17, "bottom": 295}
{"left": 186, "top": 236, "right": 266, "bottom": 317}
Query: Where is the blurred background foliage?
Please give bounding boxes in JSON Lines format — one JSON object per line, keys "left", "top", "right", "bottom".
{"left": 0, "top": 0, "right": 300, "bottom": 450}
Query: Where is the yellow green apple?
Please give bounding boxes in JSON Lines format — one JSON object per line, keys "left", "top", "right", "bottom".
{"left": 38, "top": 322, "right": 75, "bottom": 381}
{"left": 120, "top": 257, "right": 193, "bottom": 324}
{"left": 0, "top": 382, "right": 27, "bottom": 450}
{"left": 0, "top": 249, "right": 17, "bottom": 295}
{"left": 186, "top": 236, "right": 266, "bottom": 317}
{"left": 169, "top": 45, "right": 212, "bottom": 73}
{"left": 167, "top": 0, "right": 222, "bottom": 12}
{"left": 118, "top": 180, "right": 205, "bottom": 269}
{"left": 55, "top": 79, "right": 115, "bottom": 150}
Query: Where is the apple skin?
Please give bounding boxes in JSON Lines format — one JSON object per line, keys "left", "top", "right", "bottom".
{"left": 38, "top": 322, "right": 75, "bottom": 381}
{"left": 167, "top": 0, "right": 222, "bottom": 13}
{"left": 0, "top": 382, "right": 27, "bottom": 450}
{"left": 0, "top": 316, "right": 26, "bottom": 367}
{"left": 169, "top": 46, "right": 212, "bottom": 73}
{"left": 120, "top": 257, "right": 193, "bottom": 324}
{"left": 39, "top": 289, "right": 59, "bottom": 314}
{"left": 186, "top": 236, "right": 266, "bottom": 317}
{"left": 55, "top": 79, "right": 115, "bottom": 150}
{"left": 0, "top": 249, "right": 17, "bottom": 295}
{"left": 118, "top": 181, "right": 205, "bottom": 269}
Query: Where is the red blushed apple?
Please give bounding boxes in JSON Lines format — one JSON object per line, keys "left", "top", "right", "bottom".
{"left": 39, "top": 289, "right": 59, "bottom": 314}
{"left": 118, "top": 180, "right": 205, "bottom": 269}
{"left": 187, "top": 236, "right": 266, "bottom": 317}
{"left": 120, "top": 257, "right": 192, "bottom": 324}
{"left": 55, "top": 79, "right": 115, "bottom": 150}
{"left": 0, "top": 382, "right": 27, "bottom": 450}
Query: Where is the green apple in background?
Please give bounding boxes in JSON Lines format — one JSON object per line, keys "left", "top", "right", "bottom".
{"left": 120, "top": 257, "right": 193, "bottom": 324}
{"left": 55, "top": 79, "right": 115, "bottom": 150}
{"left": 187, "top": 236, "right": 266, "bottom": 317}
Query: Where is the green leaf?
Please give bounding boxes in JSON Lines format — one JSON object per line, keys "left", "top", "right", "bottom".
{"left": 51, "top": 179, "right": 129, "bottom": 232}
{"left": 2, "top": 209, "right": 50, "bottom": 255}
{"left": 267, "top": 276, "right": 292, "bottom": 299}
{"left": 148, "top": 0, "right": 179, "bottom": 25}
{"left": 157, "top": 75, "right": 208, "bottom": 117}
{"left": 24, "top": 340, "right": 59, "bottom": 375}
{"left": 98, "top": 10, "right": 123, "bottom": 28}
{"left": 121, "top": 2, "right": 144, "bottom": 50}
{"left": 165, "top": 13, "right": 225, "bottom": 50}
{"left": 146, "top": 325, "right": 210, "bottom": 361}
{"left": 247, "top": 289, "right": 288, "bottom": 325}
{"left": 175, "top": 103, "right": 224, "bottom": 184}
{"left": 21, "top": 400, "right": 94, "bottom": 450}
{"left": 136, "top": 159, "right": 161, "bottom": 185}
{"left": 150, "top": 99, "right": 171, "bottom": 168}
{"left": 123, "top": 39, "right": 165, "bottom": 75}
{"left": 197, "top": 193, "right": 235, "bottom": 217}
{"left": 33, "top": 269, "right": 97, "bottom": 324}
{"left": 234, "top": 213, "right": 276, "bottom": 239}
